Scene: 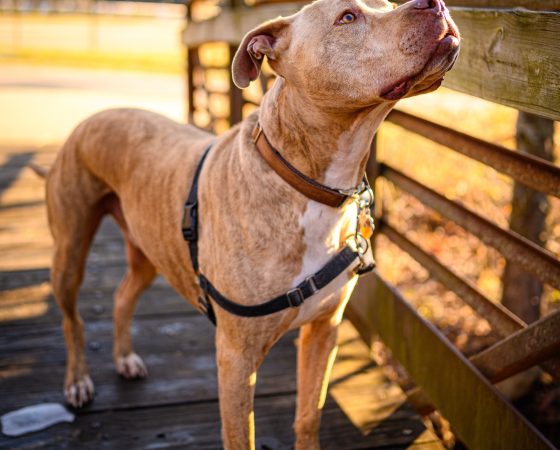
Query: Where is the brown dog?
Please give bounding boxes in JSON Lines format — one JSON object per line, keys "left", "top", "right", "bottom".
{"left": 44, "top": 0, "right": 459, "bottom": 448}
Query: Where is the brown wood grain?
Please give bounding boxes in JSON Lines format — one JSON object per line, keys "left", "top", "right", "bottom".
{"left": 443, "top": 8, "right": 560, "bottom": 119}
{"left": 251, "top": 0, "right": 560, "bottom": 7}
{"left": 427, "top": 1, "right": 560, "bottom": 8}
{"left": 0, "top": 315, "right": 297, "bottom": 411}
{"left": 0, "top": 316, "right": 441, "bottom": 449}
{"left": 0, "top": 395, "right": 438, "bottom": 450}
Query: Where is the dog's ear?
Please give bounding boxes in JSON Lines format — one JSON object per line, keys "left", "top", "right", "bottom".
{"left": 232, "top": 17, "right": 291, "bottom": 89}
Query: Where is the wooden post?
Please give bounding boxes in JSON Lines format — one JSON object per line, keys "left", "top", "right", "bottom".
{"left": 89, "top": 0, "right": 99, "bottom": 53}
{"left": 12, "top": 0, "right": 22, "bottom": 49}
{"left": 501, "top": 112, "right": 555, "bottom": 324}
{"left": 366, "top": 134, "right": 380, "bottom": 251}
{"left": 229, "top": 44, "right": 243, "bottom": 127}
{"left": 185, "top": 2, "right": 195, "bottom": 124}
{"left": 186, "top": 47, "right": 197, "bottom": 125}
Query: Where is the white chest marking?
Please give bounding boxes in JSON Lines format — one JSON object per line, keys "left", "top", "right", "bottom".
{"left": 288, "top": 192, "right": 359, "bottom": 330}
{"left": 286, "top": 104, "right": 392, "bottom": 329}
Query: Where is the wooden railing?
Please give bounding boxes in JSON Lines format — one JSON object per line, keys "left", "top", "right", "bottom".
{"left": 183, "top": 2, "right": 560, "bottom": 449}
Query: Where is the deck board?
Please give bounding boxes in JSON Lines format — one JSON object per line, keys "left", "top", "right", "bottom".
{"left": 0, "top": 145, "right": 443, "bottom": 449}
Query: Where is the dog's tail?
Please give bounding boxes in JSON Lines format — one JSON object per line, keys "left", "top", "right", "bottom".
{"left": 28, "top": 162, "right": 49, "bottom": 179}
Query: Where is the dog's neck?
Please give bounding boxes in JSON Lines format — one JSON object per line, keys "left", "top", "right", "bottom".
{"left": 259, "top": 78, "right": 395, "bottom": 190}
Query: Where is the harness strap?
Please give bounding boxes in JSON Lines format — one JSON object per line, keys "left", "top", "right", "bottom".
{"left": 182, "top": 146, "right": 211, "bottom": 273}
{"left": 198, "top": 245, "right": 359, "bottom": 318}
{"left": 182, "top": 143, "right": 373, "bottom": 326}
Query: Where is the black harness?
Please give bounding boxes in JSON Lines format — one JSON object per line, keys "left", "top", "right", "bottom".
{"left": 182, "top": 145, "right": 375, "bottom": 326}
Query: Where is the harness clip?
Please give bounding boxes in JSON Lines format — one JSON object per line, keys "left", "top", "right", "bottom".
{"left": 287, "top": 288, "right": 304, "bottom": 308}
{"left": 182, "top": 202, "right": 198, "bottom": 241}
{"left": 355, "top": 261, "right": 375, "bottom": 275}
{"left": 198, "top": 296, "right": 209, "bottom": 313}
{"left": 305, "top": 275, "right": 318, "bottom": 295}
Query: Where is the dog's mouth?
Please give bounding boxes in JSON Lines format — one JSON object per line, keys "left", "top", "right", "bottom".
{"left": 380, "top": 20, "right": 460, "bottom": 101}
{"left": 380, "top": 77, "right": 415, "bottom": 101}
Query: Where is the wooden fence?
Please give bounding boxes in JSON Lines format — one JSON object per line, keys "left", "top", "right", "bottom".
{"left": 183, "top": 1, "right": 560, "bottom": 449}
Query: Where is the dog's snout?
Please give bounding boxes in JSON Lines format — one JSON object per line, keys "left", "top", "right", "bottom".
{"left": 413, "top": 0, "right": 442, "bottom": 11}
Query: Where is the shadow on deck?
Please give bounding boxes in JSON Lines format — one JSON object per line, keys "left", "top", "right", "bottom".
{"left": 0, "top": 145, "right": 442, "bottom": 449}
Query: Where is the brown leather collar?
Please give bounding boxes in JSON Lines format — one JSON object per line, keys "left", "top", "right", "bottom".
{"left": 252, "top": 123, "right": 355, "bottom": 208}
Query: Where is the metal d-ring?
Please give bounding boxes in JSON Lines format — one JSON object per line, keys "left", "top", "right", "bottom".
{"left": 359, "top": 185, "right": 374, "bottom": 208}
{"left": 346, "top": 233, "right": 369, "bottom": 256}
{"left": 356, "top": 233, "right": 369, "bottom": 255}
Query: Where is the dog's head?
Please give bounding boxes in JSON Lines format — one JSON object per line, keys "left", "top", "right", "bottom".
{"left": 232, "top": 0, "right": 460, "bottom": 109}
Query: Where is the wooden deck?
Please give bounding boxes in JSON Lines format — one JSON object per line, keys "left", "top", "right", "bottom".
{"left": 0, "top": 144, "right": 443, "bottom": 449}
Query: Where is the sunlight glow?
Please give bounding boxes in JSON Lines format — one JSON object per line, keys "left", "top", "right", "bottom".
{"left": 0, "top": 283, "right": 50, "bottom": 322}
{"left": 317, "top": 345, "right": 338, "bottom": 410}
{"left": 248, "top": 410, "right": 255, "bottom": 450}
{"left": 329, "top": 321, "right": 406, "bottom": 436}
{"left": 249, "top": 371, "right": 257, "bottom": 387}
{"left": 330, "top": 276, "right": 359, "bottom": 327}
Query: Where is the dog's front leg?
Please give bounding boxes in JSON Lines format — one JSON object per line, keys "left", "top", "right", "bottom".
{"left": 216, "top": 325, "right": 264, "bottom": 450}
{"left": 293, "top": 315, "right": 339, "bottom": 450}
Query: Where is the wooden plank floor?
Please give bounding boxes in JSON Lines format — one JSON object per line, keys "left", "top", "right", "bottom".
{"left": 0, "top": 144, "right": 443, "bottom": 449}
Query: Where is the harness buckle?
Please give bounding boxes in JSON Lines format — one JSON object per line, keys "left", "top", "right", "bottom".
{"left": 287, "top": 288, "right": 304, "bottom": 308}
{"left": 198, "top": 293, "right": 217, "bottom": 325}
{"left": 305, "top": 276, "right": 318, "bottom": 295}
{"left": 198, "top": 295, "right": 209, "bottom": 313}
{"left": 182, "top": 202, "right": 198, "bottom": 241}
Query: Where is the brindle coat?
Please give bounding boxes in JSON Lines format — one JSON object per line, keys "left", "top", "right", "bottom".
{"left": 44, "top": 0, "right": 459, "bottom": 448}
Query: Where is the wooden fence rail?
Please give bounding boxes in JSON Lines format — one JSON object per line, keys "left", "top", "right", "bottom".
{"left": 253, "top": 0, "right": 560, "bottom": 8}
{"left": 386, "top": 110, "right": 560, "bottom": 197}
{"left": 443, "top": 8, "right": 560, "bottom": 119}
{"left": 380, "top": 163, "right": 560, "bottom": 289}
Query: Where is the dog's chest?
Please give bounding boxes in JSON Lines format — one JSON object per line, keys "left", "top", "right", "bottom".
{"left": 289, "top": 200, "right": 359, "bottom": 328}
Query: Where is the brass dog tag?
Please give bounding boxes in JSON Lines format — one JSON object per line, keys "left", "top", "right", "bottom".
{"left": 358, "top": 207, "right": 374, "bottom": 240}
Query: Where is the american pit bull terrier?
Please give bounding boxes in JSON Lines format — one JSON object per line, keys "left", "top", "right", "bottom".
{"left": 41, "top": 0, "right": 459, "bottom": 448}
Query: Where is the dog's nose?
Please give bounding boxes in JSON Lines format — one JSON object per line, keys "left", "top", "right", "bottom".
{"left": 413, "top": 0, "right": 443, "bottom": 10}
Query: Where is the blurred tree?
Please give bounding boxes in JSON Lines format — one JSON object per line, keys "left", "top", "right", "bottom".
{"left": 501, "top": 112, "right": 555, "bottom": 324}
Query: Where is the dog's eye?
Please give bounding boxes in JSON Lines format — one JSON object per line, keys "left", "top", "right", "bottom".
{"left": 338, "top": 11, "right": 357, "bottom": 24}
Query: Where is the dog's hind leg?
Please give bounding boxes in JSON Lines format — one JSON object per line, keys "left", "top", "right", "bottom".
{"left": 49, "top": 191, "right": 105, "bottom": 408}
{"left": 101, "top": 193, "right": 156, "bottom": 378}
{"left": 47, "top": 136, "right": 113, "bottom": 408}
{"left": 112, "top": 236, "right": 156, "bottom": 378}
{"left": 52, "top": 235, "right": 98, "bottom": 408}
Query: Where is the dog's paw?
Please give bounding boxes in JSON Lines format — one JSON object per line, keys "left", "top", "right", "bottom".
{"left": 115, "top": 352, "right": 148, "bottom": 379}
{"left": 64, "top": 375, "right": 95, "bottom": 408}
